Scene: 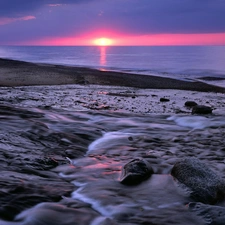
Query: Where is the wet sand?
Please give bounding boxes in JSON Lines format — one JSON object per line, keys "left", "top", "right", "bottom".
{"left": 1, "top": 57, "right": 225, "bottom": 93}
{"left": 1, "top": 58, "right": 225, "bottom": 225}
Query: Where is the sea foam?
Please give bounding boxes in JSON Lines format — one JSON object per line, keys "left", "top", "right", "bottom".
{"left": 87, "top": 131, "right": 137, "bottom": 154}
{"left": 167, "top": 115, "right": 225, "bottom": 130}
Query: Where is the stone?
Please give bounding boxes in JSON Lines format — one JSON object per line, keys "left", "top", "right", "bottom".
{"left": 13, "top": 202, "right": 99, "bottom": 225}
{"left": 120, "top": 158, "right": 154, "bottom": 185}
{"left": 160, "top": 98, "right": 170, "bottom": 102}
{"left": 192, "top": 105, "right": 213, "bottom": 114}
{"left": 189, "top": 202, "right": 225, "bottom": 225}
{"left": 171, "top": 158, "right": 225, "bottom": 204}
{"left": 184, "top": 101, "right": 198, "bottom": 107}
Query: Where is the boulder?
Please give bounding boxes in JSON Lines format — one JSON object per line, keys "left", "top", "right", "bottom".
{"left": 184, "top": 101, "right": 198, "bottom": 107}
{"left": 120, "top": 158, "right": 154, "bottom": 185}
{"left": 192, "top": 105, "right": 213, "bottom": 114}
{"left": 171, "top": 158, "right": 225, "bottom": 204}
{"left": 189, "top": 202, "right": 225, "bottom": 225}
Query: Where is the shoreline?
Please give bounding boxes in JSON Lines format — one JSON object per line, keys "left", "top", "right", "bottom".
{"left": 1, "top": 58, "right": 225, "bottom": 93}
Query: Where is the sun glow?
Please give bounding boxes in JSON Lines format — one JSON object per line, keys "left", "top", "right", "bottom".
{"left": 18, "top": 32, "right": 225, "bottom": 46}
{"left": 93, "top": 38, "right": 113, "bottom": 46}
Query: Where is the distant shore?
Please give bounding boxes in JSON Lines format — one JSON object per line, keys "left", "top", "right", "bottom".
{"left": 0, "top": 58, "right": 225, "bottom": 93}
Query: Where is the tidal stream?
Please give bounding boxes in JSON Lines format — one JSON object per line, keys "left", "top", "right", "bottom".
{"left": 1, "top": 104, "right": 225, "bottom": 224}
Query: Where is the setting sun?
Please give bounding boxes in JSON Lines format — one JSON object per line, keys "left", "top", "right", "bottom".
{"left": 93, "top": 38, "right": 113, "bottom": 46}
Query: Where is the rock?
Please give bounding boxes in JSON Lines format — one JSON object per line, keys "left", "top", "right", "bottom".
{"left": 160, "top": 98, "right": 170, "bottom": 102}
{"left": 13, "top": 202, "right": 99, "bottom": 225}
{"left": 189, "top": 202, "right": 225, "bottom": 225}
{"left": 120, "top": 158, "right": 154, "bottom": 185}
{"left": 184, "top": 101, "right": 198, "bottom": 107}
{"left": 171, "top": 158, "right": 225, "bottom": 204}
{"left": 192, "top": 105, "right": 213, "bottom": 114}
{"left": 0, "top": 175, "right": 74, "bottom": 221}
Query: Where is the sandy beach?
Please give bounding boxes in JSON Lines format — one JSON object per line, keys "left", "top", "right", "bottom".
{"left": 1, "top": 58, "right": 225, "bottom": 225}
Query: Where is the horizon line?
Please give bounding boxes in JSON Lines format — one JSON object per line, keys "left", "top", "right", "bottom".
{"left": 1, "top": 44, "right": 225, "bottom": 47}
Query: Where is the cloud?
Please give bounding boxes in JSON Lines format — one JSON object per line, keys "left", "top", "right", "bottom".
{"left": 100, "top": 0, "right": 225, "bottom": 34}
{"left": 0, "top": 0, "right": 94, "bottom": 17}
{"left": 48, "top": 4, "right": 62, "bottom": 7}
{"left": 0, "top": 0, "right": 225, "bottom": 45}
{"left": 0, "top": 15, "right": 35, "bottom": 26}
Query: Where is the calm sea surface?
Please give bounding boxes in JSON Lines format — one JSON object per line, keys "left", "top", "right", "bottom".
{"left": 0, "top": 46, "right": 225, "bottom": 86}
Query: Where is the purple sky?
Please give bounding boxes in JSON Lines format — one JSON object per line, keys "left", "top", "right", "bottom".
{"left": 0, "top": 0, "right": 225, "bottom": 45}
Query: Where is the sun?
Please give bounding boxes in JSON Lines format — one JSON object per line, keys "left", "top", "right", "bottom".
{"left": 93, "top": 38, "right": 113, "bottom": 46}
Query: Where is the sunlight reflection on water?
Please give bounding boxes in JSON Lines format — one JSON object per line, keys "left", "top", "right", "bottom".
{"left": 100, "top": 46, "right": 106, "bottom": 66}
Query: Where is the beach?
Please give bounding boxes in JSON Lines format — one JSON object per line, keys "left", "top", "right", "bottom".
{"left": 1, "top": 58, "right": 225, "bottom": 225}
{"left": 1, "top": 57, "right": 225, "bottom": 115}
{"left": 1, "top": 57, "right": 225, "bottom": 92}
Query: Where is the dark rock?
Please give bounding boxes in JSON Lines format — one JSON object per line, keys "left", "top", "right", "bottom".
{"left": 0, "top": 104, "right": 100, "bottom": 221}
{"left": 192, "top": 105, "right": 213, "bottom": 114}
{"left": 189, "top": 202, "right": 225, "bottom": 225}
{"left": 184, "top": 101, "right": 198, "bottom": 107}
{"left": 0, "top": 176, "right": 74, "bottom": 221}
{"left": 35, "top": 157, "right": 59, "bottom": 169}
{"left": 171, "top": 158, "right": 225, "bottom": 204}
{"left": 120, "top": 158, "right": 154, "bottom": 185}
{"left": 12, "top": 202, "right": 100, "bottom": 225}
{"left": 128, "top": 136, "right": 133, "bottom": 141}
{"left": 160, "top": 98, "right": 170, "bottom": 102}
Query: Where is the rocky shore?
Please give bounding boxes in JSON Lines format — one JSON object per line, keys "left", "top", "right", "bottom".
{"left": 0, "top": 58, "right": 225, "bottom": 225}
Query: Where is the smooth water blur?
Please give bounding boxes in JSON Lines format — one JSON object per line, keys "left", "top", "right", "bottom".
{"left": 0, "top": 46, "right": 225, "bottom": 84}
{"left": 1, "top": 103, "right": 225, "bottom": 224}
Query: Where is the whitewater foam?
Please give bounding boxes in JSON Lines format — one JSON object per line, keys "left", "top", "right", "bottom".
{"left": 167, "top": 115, "right": 225, "bottom": 130}
{"left": 87, "top": 131, "right": 137, "bottom": 154}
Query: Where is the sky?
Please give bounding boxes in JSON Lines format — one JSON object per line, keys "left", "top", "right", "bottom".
{"left": 0, "top": 0, "right": 225, "bottom": 46}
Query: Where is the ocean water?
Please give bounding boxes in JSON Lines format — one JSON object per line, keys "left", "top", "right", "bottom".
{"left": 0, "top": 45, "right": 225, "bottom": 86}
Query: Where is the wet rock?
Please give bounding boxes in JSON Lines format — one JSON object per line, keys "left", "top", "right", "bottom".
{"left": 0, "top": 175, "right": 74, "bottom": 221}
{"left": 160, "top": 97, "right": 170, "bottom": 102}
{"left": 189, "top": 202, "right": 225, "bottom": 225}
{"left": 171, "top": 158, "right": 225, "bottom": 204}
{"left": 120, "top": 158, "right": 154, "bottom": 185}
{"left": 35, "top": 157, "right": 59, "bottom": 169}
{"left": 174, "top": 108, "right": 188, "bottom": 114}
{"left": 12, "top": 202, "right": 99, "bottom": 225}
{"left": 92, "top": 217, "right": 119, "bottom": 225}
{"left": 184, "top": 101, "right": 198, "bottom": 107}
{"left": 192, "top": 105, "right": 213, "bottom": 114}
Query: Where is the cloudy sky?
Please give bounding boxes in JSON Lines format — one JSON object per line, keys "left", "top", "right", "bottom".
{"left": 0, "top": 0, "right": 225, "bottom": 45}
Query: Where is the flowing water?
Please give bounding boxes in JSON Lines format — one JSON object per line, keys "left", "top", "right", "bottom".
{"left": 1, "top": 103, "right": 225, "bottom": 224}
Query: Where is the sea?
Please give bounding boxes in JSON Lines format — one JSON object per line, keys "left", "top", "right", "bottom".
{"left": 0, "top": 45, "right": 225, "bottom": 87}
